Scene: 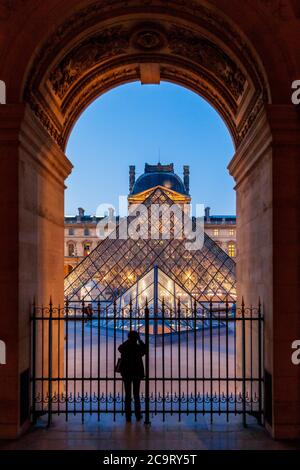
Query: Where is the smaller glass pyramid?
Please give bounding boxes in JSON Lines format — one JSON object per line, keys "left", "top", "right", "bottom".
{"left": 89, "top": 265, "right": 231, "bottom": 334}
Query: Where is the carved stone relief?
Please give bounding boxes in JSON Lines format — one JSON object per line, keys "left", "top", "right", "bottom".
{"left": 23, "top": 1, "right": 268, "bottom": 149}
{"left": 48, "top": 22, "right": 246, "bottom": 102}
{"left": 49, "top": 26, "right": 130, "bottom": 99}
{"left": 130, "top": 23, "right": 167, "bottom": 51}
{"left": 168, "top": 26, "right": 246, "bottom": 99}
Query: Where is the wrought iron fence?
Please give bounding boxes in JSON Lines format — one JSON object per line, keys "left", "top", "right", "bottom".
{"left": 31, "top": 299, "right": 263, "bottom": 426}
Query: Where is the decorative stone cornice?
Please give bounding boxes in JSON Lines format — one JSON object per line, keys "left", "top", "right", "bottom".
{"left": 19, "top": 106, "right": 73, "bottom": 186}
{"left": 128, "top": 185, "right": 191, "bottom": 206}
{"left": 228, "top": 106, "right": 272, "bottom": 186}
{"left": 229, "top": 104, "right": 300, "bottom": 186}
{"left": 0, "top": 104, "right": 72, "bottom": 187}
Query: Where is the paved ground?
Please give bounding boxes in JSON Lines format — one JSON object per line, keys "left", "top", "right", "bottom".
{"left": 4, "top": 322, "right": 295, "bottom": 451}
{"left": 1, "top": 414, "right": 300, "bottom": 450}
{"left": 35, "top": 323, "right": 246, "bottom": 398}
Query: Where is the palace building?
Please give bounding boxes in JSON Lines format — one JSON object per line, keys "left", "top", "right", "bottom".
{"left": 64, "top": 164, "right": 237, "bottom": 276}
{"left": 64, "top": 163, "right": 236, "bottom": 310}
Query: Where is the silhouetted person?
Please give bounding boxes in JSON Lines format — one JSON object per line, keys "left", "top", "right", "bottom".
{"left": 83, "top": 303, "right": 93, "bottom": 322}
{"left": 118, "top": 330, "right": 146, "bottom": 422}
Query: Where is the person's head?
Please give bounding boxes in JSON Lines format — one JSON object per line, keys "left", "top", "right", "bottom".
{"left": 128, "top": 330, "right": 139, "bottom": 342}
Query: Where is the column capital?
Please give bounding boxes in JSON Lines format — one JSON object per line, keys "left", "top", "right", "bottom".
{"left": 0, "top": 103, "right": 73, "bottom": 184}
{"left": 228, "top": 104, "right": 300, "bottom": 185}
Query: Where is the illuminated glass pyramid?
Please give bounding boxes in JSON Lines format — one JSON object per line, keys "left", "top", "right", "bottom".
{"left": 104, "top": 265, "right": 209, "bottom": 333}
{"left": 64, "top": 187, "right": 236, "bottom": 304}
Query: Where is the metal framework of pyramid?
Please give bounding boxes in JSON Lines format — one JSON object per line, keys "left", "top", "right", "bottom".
{"left": 95, "top": 265, "right": 231, "bottom": 334}
{"left": 64, "top": 187, "right": 236, "bottom": 303}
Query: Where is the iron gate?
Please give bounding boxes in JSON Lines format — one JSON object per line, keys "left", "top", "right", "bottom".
{"left": 31, "top": 299, "right": 264, "bottom": 426}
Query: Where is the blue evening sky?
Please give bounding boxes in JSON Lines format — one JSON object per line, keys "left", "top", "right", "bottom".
{"left": 65, "top": 82, "right": 235, "bottom": 216}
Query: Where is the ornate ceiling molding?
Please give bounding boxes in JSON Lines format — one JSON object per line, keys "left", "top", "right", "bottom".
{"left": 24, "top": 0, "right": 269, "bottom": 150}
{"left": 48, "top": 22, "right": 246, "bottom": 104}
{"left": 49, "top": 26, "right": 130, "bottom": 99}
{"left": 167, "top": 26, "right": 246, "bottom": 100}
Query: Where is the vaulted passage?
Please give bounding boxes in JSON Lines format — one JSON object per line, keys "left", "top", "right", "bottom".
{"left": 0, "top": 0, "right": 300, "bottom": 440}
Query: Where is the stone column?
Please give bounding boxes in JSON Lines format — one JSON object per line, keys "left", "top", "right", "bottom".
{"left": 268, "top": 105, "right": 300, "bottom": 439}
{"left": 0, "top": 104, "right": 72, "bottom": 438}
{"left": 229, "top": 104, "right": 300, "bottom": 439}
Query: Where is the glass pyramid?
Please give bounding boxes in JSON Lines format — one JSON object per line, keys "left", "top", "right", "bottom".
{"left": 91, "top": 265, "right": 223, "bottom": 334}
{"left": 64, "top": 187, "right": 236, "bottom": 304}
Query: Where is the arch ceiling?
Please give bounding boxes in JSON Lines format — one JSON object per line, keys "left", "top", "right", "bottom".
{"left": 22, "top": 0, "right": 271, "bottom": 149}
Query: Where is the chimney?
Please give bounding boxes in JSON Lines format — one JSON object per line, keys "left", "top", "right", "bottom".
{"left": 129, "top": 165, "right": 135, "bottom": 193}
{"left": 205, "top": 207, "right": 211, "bottom": 220}
{"left": 183, "top": 165, "right": 190, "bottom": 193}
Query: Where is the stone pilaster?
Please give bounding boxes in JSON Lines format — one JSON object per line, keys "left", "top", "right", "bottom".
{"left": 229, "top": 104, "right": 300, "bottom": 439}
{"left": 0, "top": 104, "right": 72, "bottom": 438}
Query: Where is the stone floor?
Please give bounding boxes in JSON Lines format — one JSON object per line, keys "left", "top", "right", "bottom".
{"left": 1, "top": 414, "right": 300, "bottom": 450}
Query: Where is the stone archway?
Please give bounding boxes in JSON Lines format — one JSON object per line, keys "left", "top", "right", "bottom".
{"left": 0, "top": 0, "right": 300, "bottom": 440}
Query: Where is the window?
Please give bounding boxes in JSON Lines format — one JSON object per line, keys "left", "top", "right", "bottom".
{"left": 84, "top": 242, "right": 91, "bottom": 257}
{"left": 68, "top": 243, "right": 75, "bottom": 257}
{"left": 84, "top": 227, "right": 90, "bottom": 236}
{"left": 68, "top": 228, "right": 75, "bottom": 236}
{"left": 228, "top": 243, "right": 236, "bottom": 258}
{"left": 229, "top": 229, "right": 235, "bottom": 236}
{"left": 213, "top": 229, "right": 219, "bottom": 237}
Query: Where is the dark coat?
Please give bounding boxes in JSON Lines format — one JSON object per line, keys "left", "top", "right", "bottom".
{"left": 118, "top": 339, "right": 146, "bottom": 379}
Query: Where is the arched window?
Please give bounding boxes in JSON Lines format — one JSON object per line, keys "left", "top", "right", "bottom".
{"left": 84, "top": 227, "right": 90, "bottom": 236}
{"left": 68, "top": 243, "right": 75, "bottom": 257}
{"left": 83, "top": 242, "right": 91, "bottom": 257}
{"left": 228, "top": 242, "right": 236, "bottom": 258}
